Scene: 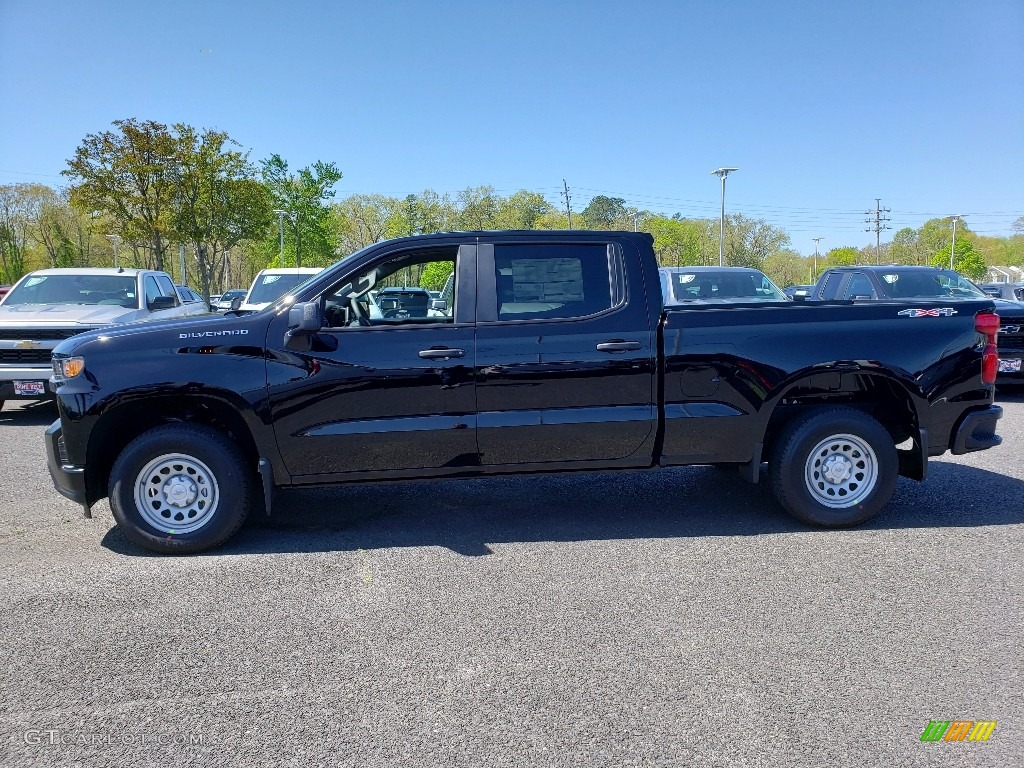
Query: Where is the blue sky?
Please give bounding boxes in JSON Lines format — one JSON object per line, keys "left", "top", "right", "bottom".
{"left": 1, "top": 0, "right": 1021, "bottom": 255}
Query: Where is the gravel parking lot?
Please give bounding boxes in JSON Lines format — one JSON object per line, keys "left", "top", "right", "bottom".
{"left": 1, "top": 396, "right": 1021, "bottom": 767}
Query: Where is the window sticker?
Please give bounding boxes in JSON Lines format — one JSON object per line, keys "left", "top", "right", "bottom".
{"left": 510, "top": 258, "right": 584, "bottom": 302}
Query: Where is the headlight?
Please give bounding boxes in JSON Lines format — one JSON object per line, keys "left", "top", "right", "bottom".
{"left": 52, "top": 356, "right": 85, "bottom": 383}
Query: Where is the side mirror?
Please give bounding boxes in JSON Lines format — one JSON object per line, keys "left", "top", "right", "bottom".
{"left": 148, "top": 295, "right": 176, "bottom": 311}
{"left": 287, "top": 301, "right": 321, "bottom": 332}
{"left": 285, "top": 301, "right": 321, "bottom": 350}
{"left": 430, "top": 299, "right": 447, "bottom": 312}
{"left": 792, "top": 290, "right": 810, "bottom": 302}
{"left": 230, "top": 296, "right": 243, "bottom": 312}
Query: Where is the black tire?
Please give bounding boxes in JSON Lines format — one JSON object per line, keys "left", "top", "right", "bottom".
{"left": 109, "top": 423, "right": 253, "bottom": 554}
{"left": 769, "top": 407, "right": 897, "bottom": 527}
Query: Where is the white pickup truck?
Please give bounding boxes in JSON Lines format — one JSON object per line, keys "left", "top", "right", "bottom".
{"left": 0, "top": 268, "right": 203, "bottom": 408}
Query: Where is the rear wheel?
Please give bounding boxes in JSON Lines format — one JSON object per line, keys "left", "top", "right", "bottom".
{"left": 109, "top": 423, "right": 253, "bottom": 553}
{"left": 770, "top": 407, "right": 897, "bottom": 527}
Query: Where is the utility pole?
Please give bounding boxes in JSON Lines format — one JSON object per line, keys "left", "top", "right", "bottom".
{"left": 864, "top": 198, "right": 891, "bottom": 265}
{"left": 630, "top": 211, "right": 642, "bottom": 232}
{"left": 105, "top": 234, "right": 121, "bottom": 269}
{"left": 949, "top": 215, "right": 963, "bottom": 271}
{"left": 811, "top": 237, "right": 824, "bottom": 280}
{"left": 562, "top": 180, "right": 573, "bottom": 228}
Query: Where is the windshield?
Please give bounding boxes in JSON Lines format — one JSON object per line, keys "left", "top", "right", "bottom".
{"left": 664, "top": 270, "right": 788, "bottom": 302}
{"left": 877, "top": 270, "right": 989, "bottom": 299}
{"left": 246, "top": 273, "right": 319, "bottom": 305}
{"left": 2, "top": 274, "right": 139, "bottom": 308}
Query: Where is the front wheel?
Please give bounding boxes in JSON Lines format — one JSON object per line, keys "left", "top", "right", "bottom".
{"left": 769, "top": 407, "right": 897, "bottom": 527}
{"left": 109, "top": 423, "right": 253, "bottom": 554}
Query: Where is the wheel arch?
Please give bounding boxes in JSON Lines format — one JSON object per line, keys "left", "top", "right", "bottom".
{"left": 85, "top": 391, "right": 273, "bottom": 506}
{"left": 759, "top": 368, "right": 923, "bottom": 465}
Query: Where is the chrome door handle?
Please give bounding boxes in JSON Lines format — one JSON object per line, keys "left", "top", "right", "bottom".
{"left": 596, "top": 340, "right": 641, "bottom": 353}
{"left": 418, "top": 347, "right": 465, "bottom": 359}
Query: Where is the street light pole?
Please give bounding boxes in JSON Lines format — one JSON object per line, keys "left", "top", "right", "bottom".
{"left": 105, "top": 234, "right": 121, "bottom": 268}
{"left": 811, "top": 237, "right": 824, "bottom": 280}
{"left": 710, "top": 168, "right": 738, "bottom": 267}
{"left": 949, "top": 215, "right": 963, "bottom": 271}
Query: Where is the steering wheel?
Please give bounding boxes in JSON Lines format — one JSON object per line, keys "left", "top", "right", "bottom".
{"left": 383, "top": 309, "right": 410, "bottom": 319}
{"left": 350, "top": 297, "right": 372, "bottom": 327}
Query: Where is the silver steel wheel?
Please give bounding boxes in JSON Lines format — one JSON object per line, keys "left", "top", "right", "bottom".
{"left": 803, "top": 432, "right": 878, "bottom": 508}
{"left": 133, "top": 453, "right": 220, "bottom": 534}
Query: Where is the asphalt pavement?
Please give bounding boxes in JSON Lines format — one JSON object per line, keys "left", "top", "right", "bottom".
{"left": 1, "top": 396, "right": 1021, "bottom": 767}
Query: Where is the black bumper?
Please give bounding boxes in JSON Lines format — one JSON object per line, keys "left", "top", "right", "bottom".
{"left": 951, "top": 405, "right": 1002, "bottom": 455}
{"left": 44, "top": 418, "right": 89, "bottom": 508}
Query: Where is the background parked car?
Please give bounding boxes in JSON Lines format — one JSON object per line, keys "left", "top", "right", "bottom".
{"left": 0, "top": 267, "right": 200, "bottom": 406}
{"left": 238, "top": 268, "right": 323, "bottom": 311}
{"left": 659, "top": 266, "right": 789, "bottom": 303}
{"left": 174, "top": 285, "right": 212, "bottom": 315}
{"left": 212, "top": 288, "right": 247, "bottom": 312}
{"left": 978, "top": 282, "right": 1024, "bottom": 302}
{"left": 783, "top": 284, "right": 815, "bottom": 299}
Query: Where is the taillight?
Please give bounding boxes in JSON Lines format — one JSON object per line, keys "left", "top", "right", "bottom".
{"left": 976, "top": 312, "right": 999, "bottom": 384}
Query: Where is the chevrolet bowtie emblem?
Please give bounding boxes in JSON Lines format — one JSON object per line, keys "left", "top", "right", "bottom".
{"left": 14, "top": 340, "right": 41, "bottom": 349}
{"left": 1000, "top": 325, "right": 1021, "bottom": 334}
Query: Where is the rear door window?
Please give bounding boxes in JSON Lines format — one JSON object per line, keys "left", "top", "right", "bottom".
{"left": 491, "top": 243, "right": 616, "bottom": 321}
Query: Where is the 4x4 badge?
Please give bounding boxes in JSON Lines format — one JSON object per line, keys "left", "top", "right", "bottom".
{"left": 897, "top": 308, "right": 957, "bottom": 317}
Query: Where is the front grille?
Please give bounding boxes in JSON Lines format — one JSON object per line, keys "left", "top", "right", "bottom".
{"left": 0, "top": 349, "right": 51, "bottom": 364}
{"left": 0, "top": 329, "right": 85, "bottom": 341}
{"left": 998, "top": 318, "right": 1024, "bottom": 351}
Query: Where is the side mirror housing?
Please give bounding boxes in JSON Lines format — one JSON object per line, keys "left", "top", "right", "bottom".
{"left": 792, "top": 290, "right": 810, "bottom": 302}
{"left": 148, "top": 295, "right": 177, "bottom": 311}
{"left": 285, "top": 301, "right": 321, "bottom": 350}
{"left": 430, "top": 298, "right": 447, "bottom": 312}
{"left": 230, "top": 296, "right": 243, "bottom": 312}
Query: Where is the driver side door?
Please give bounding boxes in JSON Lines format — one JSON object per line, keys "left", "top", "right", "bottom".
{"left": 266, "top": 241, "right": 478, "bottom": 480}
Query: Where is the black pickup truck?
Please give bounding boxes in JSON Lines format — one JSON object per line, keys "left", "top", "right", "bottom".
{"left": 809, "top": 265, "right": 1024, "bottom": 384}
{"left": 45, "top": 231, "right": 1003, "bottom": 553}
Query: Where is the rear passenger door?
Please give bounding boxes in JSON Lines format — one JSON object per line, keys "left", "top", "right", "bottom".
{"left": 474, "top": 238, "right": 657, "bottom": 468}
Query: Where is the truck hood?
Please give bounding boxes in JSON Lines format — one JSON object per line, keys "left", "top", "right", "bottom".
{"left": 991, "top": 298, "right": 1024, "bottom": 317}
{"left": 0, "top": 303, "right": 143, "bottom": 326}
{"left": 52, "top": 310, "right": 272, "bottom": 356}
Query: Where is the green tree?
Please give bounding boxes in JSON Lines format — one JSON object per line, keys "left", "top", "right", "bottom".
{"left": 494, "top": 190, "right": 552, "bottom": 229}
{"left": 170, "top": 125, "right": 274, "bottom": 298}
{"left": 929, "top": 238, "right": 986, "bottom": 279}
{"left": 582, "top": 195, "right": 626, "bottom": 229}
{"left": 456, "top": 186, "right": 500, "bottom": 230}
{"left": 261, "top": 154, "right": 343, "bottom": 268}
{"left": 824, "top": 246, "right": 860, "bottom": 268}
{"left": 418, "top": 260, "right": 454, "bottom": 290}
{"left": 889, "top": 227, "right": 925, "bottom": 265}
{"left": 0, "top": 183, "right": 46, "bottom": 281}
{"left": 763, "top": 249, "right": 810, "bottom": 287}
{"left": 63, "top": 118, "right": 180, "bottom": 271}
{"left": 725, "top": 214, "right": 791, "bottom": 268}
